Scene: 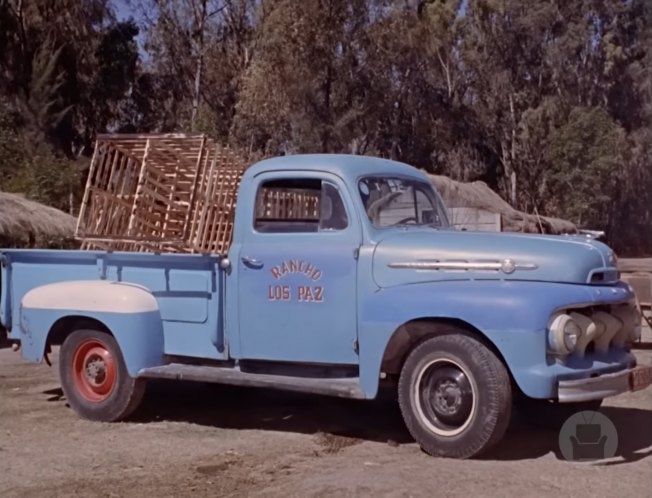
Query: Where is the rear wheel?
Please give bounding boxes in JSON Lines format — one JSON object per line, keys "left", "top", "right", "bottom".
{"left": 398, "top": 333, "right": 512, "bottom": 459}
{"left": 59, "top": 329, "right": 145, "bottom": 421}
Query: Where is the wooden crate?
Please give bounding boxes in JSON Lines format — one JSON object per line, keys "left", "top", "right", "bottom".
{"left": 76, "top": 134, "right": 247, "bottom": 255}
{"left": 256, "top": 188, "right": 320, "bottom": 220}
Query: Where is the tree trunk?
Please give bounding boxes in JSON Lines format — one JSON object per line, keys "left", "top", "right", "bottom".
{"left": 322, "top": 61, "right": 332, "bottom": 151}
{"left": 190, "top": 0, "right": 208, "bottom": 132}
{"left": 191, "top": 53, "right": 203, "bottom": 131}
{"left": 508, "top": 93, "right": 517, "bottom": 206}
{"left": 437, "top": 49, "right": 453, "bottom": 99}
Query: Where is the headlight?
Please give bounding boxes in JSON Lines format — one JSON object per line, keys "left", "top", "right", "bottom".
{"left": 564, "top": 320, "right": 581, "bottom": 351}
{"left": 568, "top": 311, "right": 599, "bottom": 358}
{"left": 548, "top": 314, "right": 582, "bottom": 355}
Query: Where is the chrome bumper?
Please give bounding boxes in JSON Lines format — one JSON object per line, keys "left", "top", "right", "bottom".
{"left": 557, "top": 365, "right": 652, "bottom": 403}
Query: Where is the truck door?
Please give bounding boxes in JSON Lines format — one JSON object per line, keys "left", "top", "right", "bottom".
{"left": 237, "top": 173, "right": 360, "bottom": 365}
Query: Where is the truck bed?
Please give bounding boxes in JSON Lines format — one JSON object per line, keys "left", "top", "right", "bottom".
{"left": 0, "top": 249, "right": 225, "bottom": 360}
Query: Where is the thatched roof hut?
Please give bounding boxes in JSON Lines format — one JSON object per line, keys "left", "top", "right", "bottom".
{"left": 0, "top": 191, "right": 77, "bottom": 246}
{"left": 428, "top": 174, "right": 577, "bottom": 235}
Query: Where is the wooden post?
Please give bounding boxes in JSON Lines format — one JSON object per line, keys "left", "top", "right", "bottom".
{"left": 127, "top": 138, "right": 151, "bottom": 237}
{"left": 76, "top": 140, "right": 101, "bottom": 238}
{"left": 183, "top": 135, "right": 208, "bottom": 243}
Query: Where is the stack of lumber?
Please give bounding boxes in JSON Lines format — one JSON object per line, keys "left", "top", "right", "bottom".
{"left": 75, "top": 134, "right": 247, "bottom": 255}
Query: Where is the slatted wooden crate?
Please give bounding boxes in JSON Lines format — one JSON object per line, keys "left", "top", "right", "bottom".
{"left": 76, "top": 134, "right": 247, "bottom": 255}
{"left": 256, "top": 188, "right": 320, "bottom": 220}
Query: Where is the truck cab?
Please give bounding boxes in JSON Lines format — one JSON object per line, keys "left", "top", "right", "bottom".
{"left": 1, "top": 154, "right": 650, "bottom": 459}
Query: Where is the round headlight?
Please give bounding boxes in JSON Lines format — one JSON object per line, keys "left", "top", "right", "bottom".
{"left": 563, "top": 320, "right": 581, "bottom": 351}
{"left": 548, "top": 313, "right": 582, "bottom": 355}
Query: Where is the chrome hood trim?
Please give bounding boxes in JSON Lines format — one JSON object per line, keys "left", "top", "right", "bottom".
{"left": 372, "top": 229, "right": 618, "bottom": 288}
{"left": 387, "top": 259, "right": 538, "bottom": 273}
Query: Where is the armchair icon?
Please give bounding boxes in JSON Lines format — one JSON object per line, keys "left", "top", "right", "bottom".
{"left": 570, "top": 423, "right": 607, "bottom": 460}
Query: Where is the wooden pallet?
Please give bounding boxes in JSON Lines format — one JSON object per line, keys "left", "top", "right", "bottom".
{"left": 76, "top": 134, "right": 247, "bottom": 255}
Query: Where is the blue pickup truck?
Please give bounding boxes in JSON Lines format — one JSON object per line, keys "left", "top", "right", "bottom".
{"left": 1, "top": 154, "right": 650, "bottom": 459}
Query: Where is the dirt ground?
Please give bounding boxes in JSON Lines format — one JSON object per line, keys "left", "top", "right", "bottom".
{"left": 1, "top": 335, "right": 651, "bottom": 498}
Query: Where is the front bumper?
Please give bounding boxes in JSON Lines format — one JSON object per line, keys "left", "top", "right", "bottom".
{"left": 558, "top": 365, "right": 652, "bottom": 402}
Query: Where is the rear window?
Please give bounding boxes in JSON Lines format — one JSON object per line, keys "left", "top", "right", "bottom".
{"left": 254, "top": 179, "right": 348, "bottom": 233}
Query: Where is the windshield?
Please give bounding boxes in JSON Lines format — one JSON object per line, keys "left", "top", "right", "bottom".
{"left": 358, "top": 176, "right": 449, "bottom": 228}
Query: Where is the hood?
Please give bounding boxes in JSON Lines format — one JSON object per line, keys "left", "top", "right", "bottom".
{"left": 372, "top": 229, "right": 618, "bottom": 288}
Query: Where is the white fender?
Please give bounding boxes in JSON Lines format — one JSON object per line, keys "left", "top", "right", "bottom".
{"left": 22, "top": 280, "right": 158, "bottom": 313}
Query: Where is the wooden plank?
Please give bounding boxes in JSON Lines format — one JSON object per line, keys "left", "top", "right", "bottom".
{"left": 75, "top": 140, "right": 100, "bottom": 237}
{"left": 127, "top": 138, "right": 151, "bottom": 236}
{"left": 184, "top": 135, "right": 208, "bottom": 241}
{"left": 82, "top": 234, "right": 187, "bottom": 245}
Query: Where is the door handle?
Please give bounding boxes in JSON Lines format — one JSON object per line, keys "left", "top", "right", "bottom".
{"left": 241, "top": 256, "right": 263, "bottom": 269}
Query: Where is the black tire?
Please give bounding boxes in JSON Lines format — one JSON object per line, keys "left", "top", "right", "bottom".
{"left": 516, "top": 397, "right": 603, "bottom": 429}
{"left": 398, "top": 332, "right": 512, "bottom": 459}
{"left": 59, "top": 329, "right": 146, "bottom": 422}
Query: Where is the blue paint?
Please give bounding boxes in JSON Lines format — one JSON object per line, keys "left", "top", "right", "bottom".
{"left": 372, "top": 229, "right": 615, "bottom": 286}
{"left": 356, "top": 279, "right": 635, "bottom": 398}
{"left": 232, "top": 169, "right": 360, "bottom": 364}
{"left": 0, "top": 154, "right": 640, "bottom": 405}
{"left": 1, "top": 249, "right": 225, "bottom": 365}
{"left": 19, "top": 307, "right": 163, "bottom": 376}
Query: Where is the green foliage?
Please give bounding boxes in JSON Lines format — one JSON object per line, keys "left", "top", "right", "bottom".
{"left": 0, "top": 0, "right": 649, "bottom": 254}
{"left": 545, "top": 107, "right": 625, "bottom": 226}
{"left": 0, "top": 104, "right": 23, "bottom": 186}
{"left": 4, "top": 147, "right": 82, "bottom": 215}
{"left": 17, "top": 40, "right": 73, "bottom": 144}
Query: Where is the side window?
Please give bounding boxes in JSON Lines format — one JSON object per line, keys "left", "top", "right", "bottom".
{"left": 415, "top": 189, "right": 437, "bottom": 225}
{"left": 319, "top": 183, "right": 348, "bottom": 231}
{"left": 254, "top": 179, "right": 348, "bottom": 233}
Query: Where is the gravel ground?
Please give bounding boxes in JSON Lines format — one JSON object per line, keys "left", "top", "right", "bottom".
{"left": 1, "top": 331, "right": 651, "bottom": 498}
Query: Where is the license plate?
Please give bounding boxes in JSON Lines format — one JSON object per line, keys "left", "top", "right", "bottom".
{"left": 629, "top": 366, "right": 652, "bottom": 391}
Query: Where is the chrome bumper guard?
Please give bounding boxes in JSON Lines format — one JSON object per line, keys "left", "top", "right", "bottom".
{"left": 557, "top": 365, "right": 652, "bottom": 403}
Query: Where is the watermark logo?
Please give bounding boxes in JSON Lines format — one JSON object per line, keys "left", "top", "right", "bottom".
{"left": 558, "top": 410, "right": 618, "bottom": 461}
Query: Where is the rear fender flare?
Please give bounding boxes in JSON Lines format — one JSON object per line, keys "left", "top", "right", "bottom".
{"left": 19, "top": 280, "right": 164, "bottom": 375}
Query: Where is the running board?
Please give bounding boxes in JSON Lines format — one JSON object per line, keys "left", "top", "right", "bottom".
{"left": 137, "top": 363, "right": 366, "bottom": 399}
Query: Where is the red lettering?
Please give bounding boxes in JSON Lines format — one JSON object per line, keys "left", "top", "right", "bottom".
{"left": 297, "top": 286, "right": 324, "bottom": 302}
{"left": 268, "top": 285, "right": 290, "bottom": 301}
{"left": 271, "top": 260, "right": 323, "bottom": 282}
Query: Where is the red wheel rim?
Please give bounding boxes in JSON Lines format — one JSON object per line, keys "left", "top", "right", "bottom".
{"left": 71, "top": 338, "right": 117, "bottom": 402}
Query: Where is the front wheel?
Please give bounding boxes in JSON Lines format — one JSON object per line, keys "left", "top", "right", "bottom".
{"left": 398, "top": 333, "right": 512, "bottom": 459}
{"left": 59, "top": 329, "right": 145, "bottom": 422}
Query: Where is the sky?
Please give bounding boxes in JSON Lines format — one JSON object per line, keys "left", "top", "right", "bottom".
{"left": 111, "top": 0, "right": 148, "bottom": 58}
{"left": 113, "top": 0, "right": 134, "bottom": 22}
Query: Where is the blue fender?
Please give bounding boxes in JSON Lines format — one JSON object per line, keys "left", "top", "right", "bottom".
{"left": 19, "top": 280, "right": 165, "bottom": 376}
{"left": 358, "top": 279, "right": 636, "bottom": 399}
